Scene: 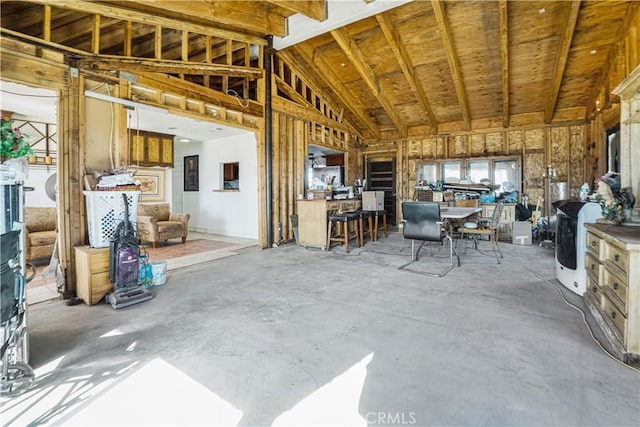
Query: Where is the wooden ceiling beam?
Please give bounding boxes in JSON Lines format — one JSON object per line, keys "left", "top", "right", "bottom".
{"left": 431, "top": 0, "right": 471, "bottom": 131}
{"left": 290, "top": 45, "right": 380, "bottom": 139}
{"left": 586, "top": 1, "right": 640, "bottom": 118}
{"left": 136, "top": 72, "right": 264, "bottom": 117}
{"left": 376, "top": 12, "right": 438, "bottom": 133}
{"left": 22, "top": 0, "right": 267, "bottom": 45}
{"left": 331, "top": 27, "right": 407, "bottom": 138}
{"left": 109, "top": 0, "right": 287, "bottom": 37}
{"left": 265, "top": 0, "right": 327, "bottom": 22}
{"left": 78, "top": 56, "right": 263, "bottom": 79}
{"left": 544, "top": 0, "right": 581, "bottom": 124}
{"left": 499, "top": 0, "right": 510, "bottom": 128}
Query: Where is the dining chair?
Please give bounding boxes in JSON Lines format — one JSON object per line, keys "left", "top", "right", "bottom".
{"left": 399, "top": 201, "right": 457, "bottom": 277}
{"left": 459, "top": 199, "right": 506, "bottom": 263}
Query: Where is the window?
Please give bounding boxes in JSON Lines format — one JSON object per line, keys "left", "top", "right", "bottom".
{"left": 416, "top": 156, "right": 521, "bottom": 198}
{"left": 442, "top": 161, "right": 462, "bottom": 182}
{"left": 222, "top": 162, "right": 239, "bottom": 190}
{"left": 467, "top": 160, "right": 490, "bottom": 184}
{"left": 417, "top": 163, "right": 437, "bottom": 185}
{"left": 494, "top": 160, "right": 518, "bottom": 196}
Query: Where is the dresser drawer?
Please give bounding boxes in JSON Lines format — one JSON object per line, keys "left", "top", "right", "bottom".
{"left": 603, "top": 293, "right": 626, "bottom": 340}
{"left": 585, "top": 231, "right": 601, "bottom": 259}
{"left": 603, "top": 268, "right": 628, "bottom": 314}
{"left": 586, "top": 275, "right": 603, "bottom": 310}
{"left": 605, "top": 242, "right": 629, "bottom": 277}
{"left": 585, "top": 252, "right": 602, "bottom": 283}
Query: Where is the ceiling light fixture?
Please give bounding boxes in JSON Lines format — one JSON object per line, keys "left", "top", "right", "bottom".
{"left": 179, "top": 138, "right": 190, "bottom": 143}
{"left": 590, "top": 49, "right": 597, "bottom": 54}
{"left": 84, "top": 90, "right": 168, "bottom": 114}
{"left": 538, "top": 7, "right": 546, "bottom": 14}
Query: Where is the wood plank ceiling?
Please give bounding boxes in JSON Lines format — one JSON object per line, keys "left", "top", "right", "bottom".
{"left": 1, "top": 0, "right": 637, "bottom": 141}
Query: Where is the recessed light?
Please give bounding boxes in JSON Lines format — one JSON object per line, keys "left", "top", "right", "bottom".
{"left": 538, "top": 7, "right": 545, "bottom": 14}
{"left": 179, "top": 138, "right": 190, "bottom": 143}
{"left": 340, "top": 63, "right": 346, "bottom": 67}
{"left": 590, "top": 49, "right": 597, "bottom": 54}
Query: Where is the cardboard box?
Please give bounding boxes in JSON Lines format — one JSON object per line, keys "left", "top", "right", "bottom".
{"left": 362, "top": 191, "right": 385, "bottom": 211}
{"left": 512, "top": 221, "right": 532, "bottom": 245}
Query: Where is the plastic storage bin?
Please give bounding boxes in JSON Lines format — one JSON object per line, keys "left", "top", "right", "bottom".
{"left": 151, "top": 261, "right": 167, "bottom": 286}
{"left": 84, "top": 191, "right": 140, "bottom": 248}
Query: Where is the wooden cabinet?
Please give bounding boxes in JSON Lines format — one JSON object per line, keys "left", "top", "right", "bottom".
{"left": 297, "top": 199, "right": 361, "bottom": 248}
{"left": 324, "top": 154, "right": 344, "bottom": 166}
{"left": 480, "top": 203, "right": 516, "bottom": 240}
{"left": 75, "top": 246, "right": 112, "bottom": 305}
{"left": 584, "top": 224, "right": 640, "bottom": 365}
{"left": 130, "top": 130, "right": 174, "bottom": 168}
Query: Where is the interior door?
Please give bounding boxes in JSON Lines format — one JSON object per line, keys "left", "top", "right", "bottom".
{"left": 366, "top": 159, "right": 397, "bottom": 225}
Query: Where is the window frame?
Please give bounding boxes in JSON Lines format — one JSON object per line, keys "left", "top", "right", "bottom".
{"left": 416, "top": 155, "right": 522, "bottom": 198}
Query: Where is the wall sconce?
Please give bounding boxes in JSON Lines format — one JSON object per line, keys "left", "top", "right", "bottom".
{"left": 44, "top": 155, "right": 53, "bottom": 165}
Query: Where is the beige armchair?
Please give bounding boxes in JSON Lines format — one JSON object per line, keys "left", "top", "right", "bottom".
{"left": 136, "top": 203, "right": 190, "bottom": 248}
{"left": 24, "top": 206, "right": 57, "bottom": 262}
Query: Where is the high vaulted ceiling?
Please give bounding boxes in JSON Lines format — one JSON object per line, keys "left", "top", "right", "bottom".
{"left": 1, "top": 1, "right": 638, "bottom": 141}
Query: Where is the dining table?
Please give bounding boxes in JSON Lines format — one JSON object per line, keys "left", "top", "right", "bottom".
{"left": 440, "top": 206, "right": 482, "bottom": 220}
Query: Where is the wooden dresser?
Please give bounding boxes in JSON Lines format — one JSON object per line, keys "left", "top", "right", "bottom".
{"left": 75, "top": 246, "right": 112, "bottom": 305}
{"left": 296, "top": 199, "right": 361, "bottom": 248}
{"left": 584, "top": 223, "right": 640, "bottom": 365}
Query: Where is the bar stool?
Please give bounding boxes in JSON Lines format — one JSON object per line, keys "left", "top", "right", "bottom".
{"left": 355, "top": 210, "right": 374, "bottom": 246}
{"left": 372, "top": 210, "right": 388, "bottom": 241}
{"left": 326, "top": 212, "right": 361, "bottom": 253}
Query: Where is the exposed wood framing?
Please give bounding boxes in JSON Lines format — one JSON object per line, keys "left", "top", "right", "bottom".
{"left": 376, "top": 13, "right": 438, "bottom": 133}
{"left": 499, "top": 0, "right": 510, "bottom": 128}
{"left": 274, "top": 50, "right": 362, "bottom": 137}
{"left": 290, "top": 44, "right": 379, "bottom": 139}
{"left": 114, "top": 0, "right": 287, "bottom": 37}
{"left": 42, "top": 4, "right": 51, "bottom": 41}
{"left": 544, "top": 0, "right": 581, "bottom": 124}
{"left": 265, "top": 0, "right": 327, "bottom": 21}
{"left": 586, "top": 1, "right": 640, "bottom": 119}
{"left": 135, "top": 72, "right": 263, "bottom": 117}
{"left": 91, "top": 14, "right": 100, "bottom": 54}
{"left": 78, "top": 56, "right": 264, "bottom": 78}
{"left": 24, "top": 0, "right": 267, "bottom": 45}
{"left": 432, "top": 0, "right": 471, "bottom": 131}
{"left": 331, "top": 27, "right": 407, "bottom": 137}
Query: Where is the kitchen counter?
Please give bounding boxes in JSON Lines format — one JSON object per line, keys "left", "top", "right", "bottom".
{"left": 296, "top": 198, "right": 361, "bottom": 248}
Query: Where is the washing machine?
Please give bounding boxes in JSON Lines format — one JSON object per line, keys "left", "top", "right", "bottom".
{"left": 553, "top": 199, "right": 602, "bottom": 295}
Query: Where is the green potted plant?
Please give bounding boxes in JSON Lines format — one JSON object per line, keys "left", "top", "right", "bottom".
{"left": 1, "top": 118, "right": 33, "bottom": 161}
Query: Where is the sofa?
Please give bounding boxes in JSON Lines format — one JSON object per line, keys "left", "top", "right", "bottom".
{"left": 24, "top": 206, "right": 57, "bottom": 262}
{"left": 136, "top": 203, "right": 190, "bottom": 248}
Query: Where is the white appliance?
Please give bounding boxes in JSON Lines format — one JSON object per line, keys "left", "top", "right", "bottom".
{"left": 554, "top": 200, "right": 602, "bottom": 295}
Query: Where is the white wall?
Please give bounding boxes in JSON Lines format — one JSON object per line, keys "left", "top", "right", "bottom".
{"left": 173, "top": 132, "right": 258, "bottom": 239}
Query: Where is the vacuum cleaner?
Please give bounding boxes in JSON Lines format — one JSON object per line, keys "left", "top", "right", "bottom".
{"left": 106, "top": 193, "right": 152, "bottom": 309}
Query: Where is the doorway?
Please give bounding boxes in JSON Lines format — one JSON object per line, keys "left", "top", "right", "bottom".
{"left": 366, "top": 159, "right": 397, "bottom": 225}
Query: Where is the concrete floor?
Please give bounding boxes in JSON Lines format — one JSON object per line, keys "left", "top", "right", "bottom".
{"left": 2, "top": 233, "right": 639, "bottom": 426}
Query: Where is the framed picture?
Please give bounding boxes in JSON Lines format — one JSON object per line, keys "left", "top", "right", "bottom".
{"left": 131, "top": 167, "right": 165, "bottom": 202}
{"left": 184, "top": 155, "right": 199, "bottom": 191}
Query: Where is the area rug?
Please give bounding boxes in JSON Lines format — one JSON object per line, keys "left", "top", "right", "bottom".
{"left": 140, "top": 238, "right": 235, "bottom": 260}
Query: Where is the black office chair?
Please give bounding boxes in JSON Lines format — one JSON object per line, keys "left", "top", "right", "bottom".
{"left": 399, "top": 201, "right": 458, "bottom": 277}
